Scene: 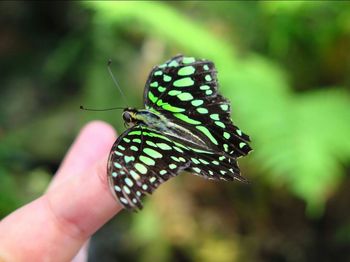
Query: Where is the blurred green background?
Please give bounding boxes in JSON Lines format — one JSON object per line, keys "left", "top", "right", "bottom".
{"left": 1, "top": 1, "right": 350, "bottom": 261}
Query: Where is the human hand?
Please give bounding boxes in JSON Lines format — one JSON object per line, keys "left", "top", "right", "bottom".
{"left": 0, "top": 121, "right": 123, "bottom": 261}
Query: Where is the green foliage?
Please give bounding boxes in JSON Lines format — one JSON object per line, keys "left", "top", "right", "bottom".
{"left": 0, "top": 168, "right": 22, "bottom": 217}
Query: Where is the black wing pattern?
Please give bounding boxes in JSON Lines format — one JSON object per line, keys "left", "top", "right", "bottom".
{"left": 108, "top": 125, "right": 190, "bottom": 210}
{"left": 143, "top": 55, "right": 252, "bottom": 158}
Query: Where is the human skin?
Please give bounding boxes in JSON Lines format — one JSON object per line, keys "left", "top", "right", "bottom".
{"left": 0, "top": 121, "right": 123, "bottom": 261}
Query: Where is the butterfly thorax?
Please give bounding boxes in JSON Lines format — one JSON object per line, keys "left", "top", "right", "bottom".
{"left": 123, "top": 108, "right": 208, "bottom": 149}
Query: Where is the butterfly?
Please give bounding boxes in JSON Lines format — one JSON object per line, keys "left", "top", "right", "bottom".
{"left": 107, "top": 55, "right": 252, "bottom": 211}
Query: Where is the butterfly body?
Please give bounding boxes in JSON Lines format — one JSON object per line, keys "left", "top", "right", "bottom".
{"left": 108, "top": 55, "right": 252, "bottom": 211}
{"left": 124, "top": 108, "right": 209, "bottom": 149}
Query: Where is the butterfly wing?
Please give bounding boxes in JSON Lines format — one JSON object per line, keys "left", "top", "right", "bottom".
{"left": 108, "top": 125, "right": 191, "bottom": 211}
{"left": 108, "top": 124, "right": 248, "bottom": 211}
{"left": 143, "top": 55, "right": 252, "bottom": 158}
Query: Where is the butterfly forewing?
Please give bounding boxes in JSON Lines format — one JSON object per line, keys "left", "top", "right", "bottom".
{"left": 143, "top": 55, "right": 252, "bottom": 158}
{"left": 108, "top": 125, "right": 191, "bottom": 210}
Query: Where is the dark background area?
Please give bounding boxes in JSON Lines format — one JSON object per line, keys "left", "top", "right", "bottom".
{"left": 0, "top": 2, "right": 349, "bottom": 262}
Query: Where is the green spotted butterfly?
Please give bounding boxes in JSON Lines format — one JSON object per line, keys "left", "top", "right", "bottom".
{"left": 108, "top": 55, "right": 252, "bottom": 210}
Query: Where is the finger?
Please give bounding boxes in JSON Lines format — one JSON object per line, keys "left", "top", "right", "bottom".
{"left": 0, "top": 123, "right": 123, "bottom": 262}
{"left": 49, "top": 120, "right": 116, "bottom": 190}
{"left": 0, "top": 155, "right": 123, "bottom": 262}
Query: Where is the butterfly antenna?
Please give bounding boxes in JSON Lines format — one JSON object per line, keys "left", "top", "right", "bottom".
{"left": 80, "top": 105, "right": 124, "bottom": 111}
{"left": 107, "top": 59, "right": 129, "bottom": 107}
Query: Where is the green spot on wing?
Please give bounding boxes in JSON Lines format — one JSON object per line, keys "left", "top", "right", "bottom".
{"left": 191, "top": 148, "right": 214, "bottom": 154}
{"left": 114, "top": 162, "right": 122, "bottom": 169}
{"left": 150, "top": 81, "right": 158, "bottom": 87}
{"left": 215, "top": 121, "right": 226, "bottom": 128}
{"left": 158, "top": 86, "right": 166, "bottom": 92}
{"left": 169, "top": 164, "right": 177, "bottom": 169}
{"left": 182, "top": 57, "right": 195, "bottom": 64}
{"left": 191, "top": 100, "right": 203, "bottom": 106}
{"left": 135, "top": 163, "right": 147, "bottom": 174}
{"left": 223, "top": 132, "right": 231, "bottom": 139}
{"left": 123, "top": 137, "right": 130, "bottom": 143}
{"left": 196, "top": 125, "right": 218, "bottom": 145}
{"left": 199, "top": 159, "right": 209, "bottom": 165}
{"left": 156, "top": 143, "right": 172, "bottom": 150}
{"left": 123, "top": 186, "right": 131, "bottom": 194}
{"left": 129, "top": 130, "right": 142, "bottom": 136}
{"left": 154, "top": 70, "right": 163, "bottom": 76}
{"left": 173, "top": 146, "right": 184, "bottom": 153}
{"left": 199, "top": 85, "right": 210, "bottom": 90}
{"left": 125, "top": 178, "right": 133, "bottom": 187}
{"left": 168, "top": 60, "right": 179, "bottom": 67}
{"left": 130, "top": 170, "right": 140, "bottom": 180}
{"left": 140, "top": 155, "right": 156, "bottom": 166}
{"left": 163, "top": 74, "right": 172, "bottom": 82}
{"left": 193, "top": 167, "right": 201, "bottom": 173}
{"left": 177, "top": 92, "right": 193, "bottom": 101}
{"left": 197, "top": 107, "right": 208, "bottom": 114}
{"left": 133, "top": 138, "right": 141, "bottom": 143}
{"left": 191, "top": 158, "right": 200, "bottom": 164}
{"left": 178, "top": 66, "right": 195, "bottom": 76}
{"left": 220, "top": 104, "right": 229, "bottom": 111}
{"left": 205, "top": 75, "right": 212, "bottom": 81}
{"left": 205, "top": 90, "right": 213, "bottom": 95}
{"left": 114, "top": 151, "right": 123, "bottom": 156}
{"left": 162, "top": 103, "right": 185, "bottom": 113}
{"left": 168, "top": 90, "right": 182, "bottom": 96}
{"left": 239, "top": 142, "right": 246, "bottom": 148}
{"left": 178, "top": 157, "right": 186, "bottom": 162}
{"left": 174, "top": 113, "right": 201, "bottom": 125}
{"left": 146, "top": 140, "right": 157, "bottom": 147}
{"left": 223, "top": 144, "right": 229, "bottom": 152}
{"left": 124, "top": 156, "right": 135, "bottom": 163}
{"left": 148, "top": 91, "right": 157, "bottom": 104}
{"left": 173, "top": 77, "right": 194, "bottom": 87}
{"left": 130, "top": 145, "right": 138, "bottom": 151}
{"left": 143, "top": 148, "right": 163, "bottom": 158}
{"left": 171, "top": 156, "right": 181, "bottom": 162}
{"left": 173, "top": 141, "right": 189, "bottom": 150}
{"left": 210, "top": 114, "right": 219, "bottom": 121}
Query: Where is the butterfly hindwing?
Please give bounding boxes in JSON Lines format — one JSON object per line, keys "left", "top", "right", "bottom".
{"left": 186, "top": 149, "right": 247, "bottom": 182}
{"left": 143, "top": 55, "right": 252, "bottom": 158}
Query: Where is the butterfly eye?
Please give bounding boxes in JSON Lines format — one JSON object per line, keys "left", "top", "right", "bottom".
{"left": 123, "top": 111, "right": 133, "bottom": 123}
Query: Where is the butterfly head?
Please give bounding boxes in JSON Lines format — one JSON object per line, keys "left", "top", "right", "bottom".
{"left": 122, "top": 108, "right": 138, "bottom": 127}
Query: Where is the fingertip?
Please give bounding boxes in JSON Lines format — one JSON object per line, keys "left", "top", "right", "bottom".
{"left": 80, "top": 120, "right": 117, "bottom": 142}
{"left": 52, "top": 121, "right": 117, "bottom": 188}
